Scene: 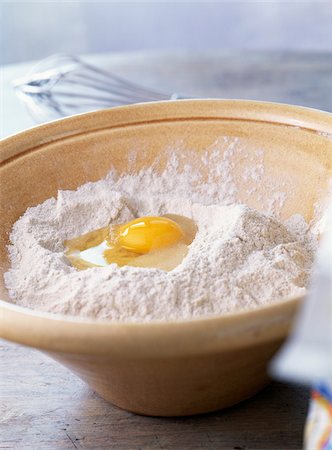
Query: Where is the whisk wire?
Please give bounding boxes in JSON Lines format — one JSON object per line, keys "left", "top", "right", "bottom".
{"left": 13, "top": 54, "right": 183, "bottom": 122}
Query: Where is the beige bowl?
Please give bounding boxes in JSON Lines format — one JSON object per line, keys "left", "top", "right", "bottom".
{"left": 1, "top": 100, "right": 331, "bottom": 416}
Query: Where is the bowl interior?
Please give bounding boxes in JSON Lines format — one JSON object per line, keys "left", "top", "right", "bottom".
{"left": 1, "top": 100, "right": 332, "bottom": 304}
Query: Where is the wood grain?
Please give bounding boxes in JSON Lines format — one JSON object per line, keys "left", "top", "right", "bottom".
{"left": 0, "top": 340, "right": 308, "bottom": 450}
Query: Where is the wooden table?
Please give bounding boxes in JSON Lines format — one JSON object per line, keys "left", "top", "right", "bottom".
{"left": 1, "top": 342, "right": 308, "bottom": 450}
{"left": 1, "top": 51, "right": 331, "bottom": 449}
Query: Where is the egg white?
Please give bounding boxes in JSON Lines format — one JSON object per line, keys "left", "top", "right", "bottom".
{"left": 79, "top": 241, "right": 109, "bottom": 266}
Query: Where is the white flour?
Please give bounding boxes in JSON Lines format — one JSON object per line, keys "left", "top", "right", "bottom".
{"left": 4, "top": 147, "right": 317, "bottom": 322}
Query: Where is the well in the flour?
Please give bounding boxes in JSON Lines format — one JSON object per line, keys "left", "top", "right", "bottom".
{"left": 65, "top": 214, "right": 197, "bottom": 271}
{"left": 4, "top": 150, "right": 317, "bottom": 322}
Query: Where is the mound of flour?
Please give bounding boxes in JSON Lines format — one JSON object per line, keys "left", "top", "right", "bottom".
{"left": 4, "top": 158, "right": 316, "bottom": 322}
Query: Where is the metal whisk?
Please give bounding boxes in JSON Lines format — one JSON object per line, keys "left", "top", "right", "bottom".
{"left": 13, "top": 54, "right": 183, "bottom": 123}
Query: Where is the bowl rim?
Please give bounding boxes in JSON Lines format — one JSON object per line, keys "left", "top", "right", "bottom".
{"left": 1, "top": 99, "right": 331, "bottom": 354}
{"left": 1, "top": 98, "right": 332, "bottom": 152}
{"left": 0, "top": 294, "right": 301, "bottom": 355}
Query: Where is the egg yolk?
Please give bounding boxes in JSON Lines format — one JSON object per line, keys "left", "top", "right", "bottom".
{"left": 116, "top": 216, "right": 184, "bottom": 254}
{"left": 65, "top": 215, "right": 196, "bottom": 271}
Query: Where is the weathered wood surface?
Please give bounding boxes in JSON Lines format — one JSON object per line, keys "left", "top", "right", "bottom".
{"left": 0, "top": 341, "right": 308, "bottom": 450}
{"left": 98, "top": 50, "right": 332, "bottom": 113}
{"left": 2, "top": 51, "right": 328, "bottom": 449}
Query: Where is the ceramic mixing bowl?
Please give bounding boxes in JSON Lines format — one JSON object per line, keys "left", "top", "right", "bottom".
{"left": 1, "top": 100, "right": 331, "bottom": 416}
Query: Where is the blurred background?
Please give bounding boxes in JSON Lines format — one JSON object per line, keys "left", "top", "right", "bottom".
{"left": 1, "top": 1, "right": 332, "bottom": 137}
{"left": 2, "top": 1, "right": 332, "bottom": 64}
